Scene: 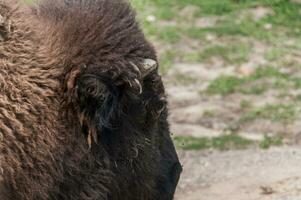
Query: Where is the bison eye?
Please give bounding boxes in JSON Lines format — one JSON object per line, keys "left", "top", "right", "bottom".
{"left": 77, "top": 74, "right": 107, "bottom": 103}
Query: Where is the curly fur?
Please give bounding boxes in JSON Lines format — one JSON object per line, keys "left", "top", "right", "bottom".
{"left": 0, "top": 0, "right": 182, "bottom": 199}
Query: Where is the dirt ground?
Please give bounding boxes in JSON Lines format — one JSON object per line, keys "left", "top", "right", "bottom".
{"left": 174, "top": 147, "right": 301, "bottom": 200}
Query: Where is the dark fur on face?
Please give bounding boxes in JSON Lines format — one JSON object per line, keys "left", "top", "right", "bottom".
{"left": 0, "top": 0, "right": 182, "bottom": 199}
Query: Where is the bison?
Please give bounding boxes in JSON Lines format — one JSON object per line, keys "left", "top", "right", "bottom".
{"left": 0, "top": 0, "right": 182, "bottom": 199}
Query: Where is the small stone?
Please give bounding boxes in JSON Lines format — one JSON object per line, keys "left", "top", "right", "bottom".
{"left": 146, "top": 15, "right": 156, "bottom": 23}
{"left": 237, "top": 65, "right": 255, "bottom": 76}
{"left": 264, "top": 23, "right": 272, "bottom": 30}
{"left": 205, "top": 34, "right": 216, "bottom": 41}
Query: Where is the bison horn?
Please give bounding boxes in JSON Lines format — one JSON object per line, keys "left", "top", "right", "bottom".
{"left": 129, "top": 59, "right": 157, "bottom": 94}
{"left": 130, "top": 59, "right": 157, "bottom": 78}
{"left": 130, "top": 61, "right": 141, "bottom": 75}
{"left": 141, "top": 59, "right": 157, "bottom": 77}
{"left": 134, "top": 78, "right": 142, "bottom": 94}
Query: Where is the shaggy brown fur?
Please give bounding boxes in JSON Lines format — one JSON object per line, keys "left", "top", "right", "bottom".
{"left": 0, "top": 0, "right": 181, "bottom": 199}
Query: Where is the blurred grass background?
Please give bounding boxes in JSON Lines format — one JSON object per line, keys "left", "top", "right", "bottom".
{"left": 131, "top": 0, "right": 301, "bottom": 73}
{"left": 130, "top": 0, "right": 301, "bottom": 150}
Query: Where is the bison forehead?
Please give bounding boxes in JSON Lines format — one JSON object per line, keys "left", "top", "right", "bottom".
{"left": 36, "top": 0, "right": 156, "bottom": 67}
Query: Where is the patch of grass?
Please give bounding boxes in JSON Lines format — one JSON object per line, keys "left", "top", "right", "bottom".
{"left": 172, "top": 73, "right": 198, "bottom": 85}
{"left": 260, "top": 135, "right": 283, "bottom": 149}
{"left": 131, "top": 0, "right": 301, "bottom": 73}
{"left": 202, "top": 109, "right": 216, "bottom": 117}
{"left": 189, "top": 16, "right": 278, "bottom": 42}
{"left": 295, "top": 94, "right": 301, "bottom": 102}
{"left": 186, "top": 27, "right": 207, "bottom": 40}
{"left": 264, "top": 1, "right": 301, "bottom": 36}
{"left": 173, "top": 134, "right": 253, "bottom": 150}
{"left": 206, "top": 67, "right": 294, "bottom": 95}
{"left": 182, "top": 51, "right": 202, "bottom": 63}
{"left": 24, "top": 0, "right": 34, "bottom": 3}
{"left": 199, "top": 43, "right": 251, "bottom": 64}
{"left": 240, "top": 100, "right": 252, "bottom": 109}
{"left": 239, "top": 84, "right": 269, "bottom": 95}
{"left": 174, "top": 134, "right": 285, "bottom": 151}
{"left": 241, "top": 104, "right": 296, "bottom": 123}
{"left": 173, "top": 136, "right": 210, "bottom": 150}
{"left": 181, "top": 1, "right": 301, "bottom": 42}
{"left": 265, "top": 48, "right": 288, "bottom": 61}
{"left": 250, "top": 67, "right": 289, "bottom": 80}
{"left": 206, "top": 75, "right": 244, "bottom": 95}
{"left": 132, "top": 0, "right": 286, "bottom": 47}
{"left": 190, "top": 0, "right": 235, "bottom": 16}
{"left": 157, "top": 27, "right": 182, "bottom": 44}
{"left": 179, "top": 45, "right": 250, "bottom": 64}
{"left": 292, "top": 78, "right": 301, "bottom": 89}
{"left": 159, "top": 49, "right": 179, "bottom": 74}
{"left": 227, "top": 21, "right": 269, "bottom": 37}
{"left": 131, "top": 0, "right": 176, "bottom": 19}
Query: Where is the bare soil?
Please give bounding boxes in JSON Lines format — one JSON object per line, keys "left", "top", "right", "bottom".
{"left": 175, "top": 147, "right": 301, "bottom": 200}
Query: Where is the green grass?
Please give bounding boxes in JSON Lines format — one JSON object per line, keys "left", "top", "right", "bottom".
{"left": 157, "top": 27, "right": 182, "bottom": 43}
{"left": 241, "top": 103, "right": 296, "bottom": 123}
{"left": 240, "top": 100, "right": 252, "bottom": 109}
{"left": 173, "top": 134, "right": 284, "bottom": 150}
{"left": 191, "top": 19, "right": 277, "bottom": 41}
{"left": 199, "top": 43, "right": 251, "bottom": 64}
{"left": 206, "top": 67, "right": 298, "bottom": 96}
{"left": 130, "top": 0, "right": 301, "bottom": 73}
{"left": 202, "top": 109, "right": 216, "bottom": 117}
{"left": 295, "top": 94, "right": 301, "bottom": 102}
{"left": 159, "top": 50, "right": 179, "bottom": 74}
{"left": 250, "top": 67, "right": 289, "bottom": 80}
{"left": 132, "top": 0, "right": 301, "bottom": 40}
{"left": 173, "top": 134, "right": 253, "bottom": 150}
{"left": 265, "top": 48, "right": 289, "bottom": 61}
{"left": 172, "top": 73, "right": 198, "bottom": 85}
{"left": 206, "top": 75, "right": 245, "bottom": 95}
{"left": 24, "top": 0, "right": 34, "bottom": 3}
{"left": 260, "top": 135, "right": 283, "bottom": 149}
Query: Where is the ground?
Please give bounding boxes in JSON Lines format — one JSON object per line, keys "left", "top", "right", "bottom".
{"left": 175, "top": 147, "right": 301, "bottom": 200}
{"left": 131, "top": 0, "right": 301, "bottom": 199}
